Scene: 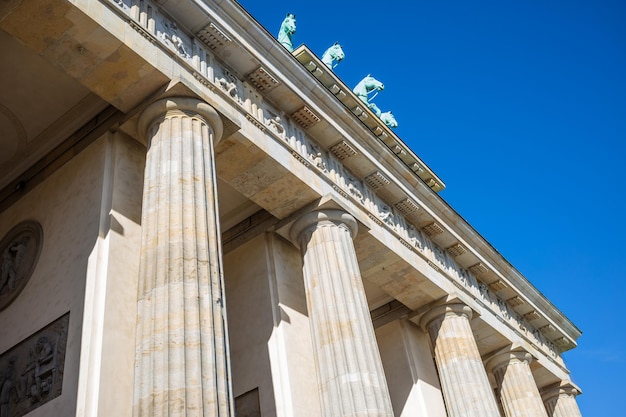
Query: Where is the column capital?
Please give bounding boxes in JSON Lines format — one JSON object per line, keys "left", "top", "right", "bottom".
{"left": 419, "top": 300, "right": 473, "bottom": 332}
{"left": 290, "top": 208, "right": 358, "bottom": 243}
{"left": 541, "top": 381, "right": 582, "bottom": 403}
{"left": 137, "top": 96, "right": 224, "bottom": 145}
{"left": 486, "top": 348, "right": 533, "bottom": 373}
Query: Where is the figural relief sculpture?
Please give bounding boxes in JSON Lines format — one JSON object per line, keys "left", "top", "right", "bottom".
{"left": 0, "top": 221, "right": 43, "bottom": 311}
{"left": 0, "top": 313, "right": 69, "bottom": 417}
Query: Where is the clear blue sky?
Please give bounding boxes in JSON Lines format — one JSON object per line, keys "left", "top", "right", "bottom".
{"left": 236, "top": 1, "right": 625, "bottom": 415}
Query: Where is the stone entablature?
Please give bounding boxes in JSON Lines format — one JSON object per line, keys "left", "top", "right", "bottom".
{"left": 102, "top": 0, "right": 574, "bottom": 362}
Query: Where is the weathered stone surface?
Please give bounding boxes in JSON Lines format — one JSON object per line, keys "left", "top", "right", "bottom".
{"left": 487, "top": 349, "right": 548, "bottom": 417}
{"left": 541, "top": 382, "right": 583, "bottom": 417}
{"left": 421, "top": 302, "right": 501, "bottom": 417}
{"left": 291, "top": 209, "right": 394, "bottom": 417}
{"left": 134, "top": 97, "right": 233, "bottom": 417}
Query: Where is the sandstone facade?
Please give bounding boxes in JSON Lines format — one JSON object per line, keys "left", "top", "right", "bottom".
{"left": 0, "top": 1, "right": 582, "bottom": 416}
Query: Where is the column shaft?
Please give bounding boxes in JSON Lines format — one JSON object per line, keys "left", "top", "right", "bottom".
{"left": 542, "top": 383, "right": 583, "bottom": 417}
{"left": 421, "top": 303, "right": 501, "bottom": 417}
{"left": 134, "top": 98, "right": 233, "bottom": 417}
{"left": 291, "top": 210, "right": 394, "bottom": 417}
{"left": 488, "top": 350, "right": 548, "bottom": 417}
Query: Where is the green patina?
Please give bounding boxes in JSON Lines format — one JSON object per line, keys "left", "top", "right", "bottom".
{"left": 278, "top": 13, "right": 296, "bottom": 52}
{"left": 321, "top": 42, "right": 344, "bottom": 69}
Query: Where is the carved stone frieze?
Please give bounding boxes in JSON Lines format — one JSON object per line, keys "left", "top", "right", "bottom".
{"left": 406, "top": 225, "right": 424, "bottom": 250}
{"left": 345, "top": 177, "right": 364, "bottom": 202}
{"left": 0, "top": 313, "right": 69, "bottom": 417}
{"left": 112, "top": 0, "right": 130, "bottom": 12}
{"left": 265, "top": 116, "right": 285, "bottom": 138}
{"left": 308, "top": 144, "right": 327, "bottom": 172}
{"left": 158, "top": 19, "right": 191, "bottom": 59}
{"left": 370, "top": 205, "right": 394, "bottom": 228}
{"left": 432, "top": 245, "right": 448, "bottom": 269}
{"left": 215, "top": 71, "right": 239, "bottom": 100}
{"left": 379, "top": 205, "right": 394, "bottom": 223}
{"left": 0, "top": 221, "right": 43, "bottom": 311}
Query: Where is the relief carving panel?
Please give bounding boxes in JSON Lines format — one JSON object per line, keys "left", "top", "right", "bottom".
{"left": 0, "top": 313, "right": 69, "bottom": 417}
{"left": 0, "top": 221, "right": 43, "bottom": 311}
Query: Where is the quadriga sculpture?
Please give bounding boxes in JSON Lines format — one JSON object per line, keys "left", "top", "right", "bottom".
{"left": 278, "top": 13, "right": 296, "bottom": 52}
{"left": 321, "top": 42, "right": 344, "bottom": 69}
{"left": 353, "top": 74, "right": 384, "bottom": 105}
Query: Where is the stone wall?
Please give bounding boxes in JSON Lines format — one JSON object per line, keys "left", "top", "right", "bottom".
{"left": 0, "top": 133, "right": 145, "bottom": 417}
{"left": 224, "top": 233, "right": 321, "bottom": 417}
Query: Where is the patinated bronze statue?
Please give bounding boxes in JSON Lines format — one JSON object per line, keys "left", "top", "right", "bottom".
{"left": 278, "top": 13, "right": 296, "bottom": 52}
{"left": 353, "top": 74, "right": 384, "bottom": 104}
{"left": 321, "top": 42, "right": 344, "bottom": 69}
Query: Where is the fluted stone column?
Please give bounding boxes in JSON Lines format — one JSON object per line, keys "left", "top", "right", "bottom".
{"left": 290, "top": 209, "right": 394, "bottom": 417}
{"left": 133, "top": 97, "right": 233, "bottom": 417}
{"left": 420, "top": 302, "right": 501, "bottom": 417}
{"left": 541, "top": 382, "right": 583, "bottom": 417}
{"left": 487, "top": 349, "right": 548, "bottom": 417}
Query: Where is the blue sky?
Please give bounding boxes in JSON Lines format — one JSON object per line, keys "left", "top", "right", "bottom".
{"left": 236, "top": 1, "right": 625, "bottom": 415}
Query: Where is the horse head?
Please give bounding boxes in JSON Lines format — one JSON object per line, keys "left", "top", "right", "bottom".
{"left": 363, "top": 75, "right": 384, "bottom": 92}
{"left": 322, "top": 42, "right": 345, "bottom": 69}
{"left": 353, "top": 74, "right": 384, "bottom": 104}
{"left": 380, "top": 111, "right": 398, "bottom": 128}
{"left": 281, "top": 13, "right": 296, "bottom": 34}
{"left": 278, "top": 13, "right": 296, "bottom": 51}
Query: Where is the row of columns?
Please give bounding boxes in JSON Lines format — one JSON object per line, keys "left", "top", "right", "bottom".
{"left": 420, "top": 301, "right": 582, "bottom": 417}
{"left": 132, "top": 96, "right": 582, "bottom": 417}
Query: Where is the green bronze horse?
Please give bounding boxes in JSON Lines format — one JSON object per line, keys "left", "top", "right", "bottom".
{"left": 353, "top": 75, "right": 384, "bottom": 105}
{"left": 321, "top": 42, "right": 344, "bottom": 69}
{"left": 368, "top": 103, "right": 398, "bottom": 128}
{"left": 380, "top": 111, "right": 398, "bottom": 128}
{"left": 278, "top": 13, "right": 296, "bottom": 52}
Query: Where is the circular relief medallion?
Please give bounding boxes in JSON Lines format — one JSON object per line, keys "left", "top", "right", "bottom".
{"left": 0, "top": 220, "right": 43, "bottom": 310}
